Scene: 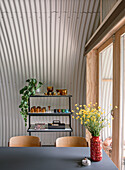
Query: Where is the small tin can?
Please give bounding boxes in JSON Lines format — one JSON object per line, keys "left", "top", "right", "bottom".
{"left": 53, "top": 92, "right": 56, "bottom": 95}
{"left": 61, "top": 109, "right": 65, "bottom": 113}
{"left": 65, "top": 109, "right": 69, "bottom": 113}
{"left": 54, "top": 109, "right": 57, "bottom": 113}
{"left": 58, "top": 109, "right": 61, "bottom": 113}
{"left": 49, "top": 92, "right": 52, "bottom": 95}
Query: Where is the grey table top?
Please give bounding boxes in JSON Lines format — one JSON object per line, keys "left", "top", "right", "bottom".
{"left": 0, "top": 147, "right": 118, "bottom": 170}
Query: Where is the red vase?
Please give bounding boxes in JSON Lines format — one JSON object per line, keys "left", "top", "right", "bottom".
{"left": 90, "top": 136, "right": 102, "bottom": 161}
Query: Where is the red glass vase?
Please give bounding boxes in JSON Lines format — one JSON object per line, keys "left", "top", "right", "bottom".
{"left": 90, "top": 136, "right": 102, "bottom": 161}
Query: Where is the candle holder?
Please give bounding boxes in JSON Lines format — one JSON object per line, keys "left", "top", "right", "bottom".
{"left": 48, "top": 106, "right": 51, "bottom": 112}
{"left": 47, "top": 86, "right": 53, "bottom": 92}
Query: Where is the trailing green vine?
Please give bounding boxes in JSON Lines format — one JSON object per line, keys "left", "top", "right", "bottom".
{"left": 19, "top": 78, "right": 43, "bottom": 126}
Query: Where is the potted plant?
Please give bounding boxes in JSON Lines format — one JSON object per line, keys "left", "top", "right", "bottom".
{"left": 19, "top": 78, "right": 43, "bottom": 126}
{"left": 72, "top": 103, "right": 117, "bottom": 161}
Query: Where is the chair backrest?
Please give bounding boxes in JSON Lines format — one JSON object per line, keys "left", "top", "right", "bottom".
{"left": 9, "top": 136, "right": 41, "bottom": 147}
{"left": 56, "top": 136, "right": 88, "bottom": 147}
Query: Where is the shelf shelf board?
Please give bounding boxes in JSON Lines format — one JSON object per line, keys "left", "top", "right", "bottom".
{"left": 30, "top": 93, "right": 72, "bottom": 97}
{"left": 28, "top": 112, "right": 72, "bottom": 116}
{"left": 27, "top": 128, "right": 73, "bottom": 132}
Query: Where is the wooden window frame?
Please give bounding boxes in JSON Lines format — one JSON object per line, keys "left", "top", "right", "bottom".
{"left": 86, "top": 24, "right": 125, "bottom": 168}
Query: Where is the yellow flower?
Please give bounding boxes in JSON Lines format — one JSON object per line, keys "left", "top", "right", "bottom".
{"left": 86, "top": 119, "right": 90, "bottom": 122}
{"left": 97, "top": 114, "right": 100, "bottom": 117}
{"left": 95, "top": 102, "right": 98, "bottom": 105}
{"left": 80, "top": 118, "right": 82, "bottom": 120}
{"left": 72, "top": 116, "right": 74, "bottom": 119}
{"left": 110, "top": 104, "right": 112, "bottom": 106}
{"left": 84, "top": 122, "right": 87, "bottom": 124}
{"left": 72, "top": 110, "right": 74, "bottom": 112}
{"left": 90, "top": 102, "right": 92, "bottom": 104}
{"left": 76, "top": 116, "right": 79, "bottom": 119}
{"left": 81, "top": 121, "right": 83, "bottom": 124}
{"left": 88, "top": 104, "right": 91, "bottom": 107}
{"left": 76, "top": 107, "right": 79, "bottom": 110}
{"left": 112, "top": 117, "right": 114, "bottom": 120}
{"left": 79, "top": 111, "right": 82, "bottom": 115}
{"left": 115, "top": 106, "right": 118, "bottom": 109}
{"left": 79, "top": 105, "right": 82, "bottom": 107}
{"left": 76, "top": 113, "right": 79, "bottom": 115}
{"left": 109, "top": 126, "right": 111, "bottom": 128}
{"left": 98, "top": 106, "right": 101, "bottom": 109}
{"left": 75, "top": 104, "right": 77, "bottom": 106}
{"left": 93, "top": 104, "right": 95, "bottom": 106}
{"left": 101, "top": 112, "right": 103, "bottom": 115}
{"left": 87, "top": 115, "right": 90, "bottom": 118}
{"left": 83, "top": 115, "right": 85, "bottom": 118}
{"left": 100, "top": 121, "right": 103, "bottom": 124}
{"left": 108, "top": 123, "right": 110, "bottom": 125}
{"left": 91, "top": 117, "right": 93, "bottom": 121}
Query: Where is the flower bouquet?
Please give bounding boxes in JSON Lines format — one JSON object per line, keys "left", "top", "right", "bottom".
{"left": 72, "top": 103, "right": 117, "bottom": 161}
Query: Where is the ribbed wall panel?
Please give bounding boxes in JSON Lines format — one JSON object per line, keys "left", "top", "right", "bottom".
{"left": 102, "top": 0, "right": 118, "bottom": 21}
{"left": 0, "top": 0, "right": 100, "bottom": 146}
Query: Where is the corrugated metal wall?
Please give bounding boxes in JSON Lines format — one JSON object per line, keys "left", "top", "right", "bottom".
{"left": 0, "top": 0, "right": 100, "bottom": 146}
{"left": 102, "top": 0, "right": 118, "bottom": 21}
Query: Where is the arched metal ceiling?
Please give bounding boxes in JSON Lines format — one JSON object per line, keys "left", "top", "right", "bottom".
{"left": 0, "top": 0, "right": 100, "bottom": 146}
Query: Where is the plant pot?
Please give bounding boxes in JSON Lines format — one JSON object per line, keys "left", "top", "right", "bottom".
{"left": 90, "top": 136, "right": 102, "bottom": 161}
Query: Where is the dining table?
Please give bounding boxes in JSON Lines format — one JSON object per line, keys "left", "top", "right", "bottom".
{"left": 0, "top": 147, "right": 118, "bottom": 170}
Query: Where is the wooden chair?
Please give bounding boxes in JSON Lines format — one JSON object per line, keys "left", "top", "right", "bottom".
{"left": 56, "top": 136, "right": 88, "bottom": 147}
{"left": 9, "top": 136, "right": 41, "bottom": 147}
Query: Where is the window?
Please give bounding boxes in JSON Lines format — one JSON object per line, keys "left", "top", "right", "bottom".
{"left": 120, "top": 33, "right": 125, "bottom": 170}
{"left": 99, "top": 43, "right": 113, "bottom": 141}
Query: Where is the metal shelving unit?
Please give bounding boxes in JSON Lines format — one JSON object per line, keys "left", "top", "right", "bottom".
{"left": 27, "top": 94, "right": 73, "bottom": 136}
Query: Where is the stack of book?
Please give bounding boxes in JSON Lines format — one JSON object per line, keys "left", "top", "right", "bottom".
{"left": 34, "top": 123, "right": 46, "bottom": 130}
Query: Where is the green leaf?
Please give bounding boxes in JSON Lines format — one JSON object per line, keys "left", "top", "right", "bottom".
{"left": 32, "top": 90, "right": 36, "bottom": 95}
{"left": 21, "top": 108, "right": 24, "bottom": 111}
{"left": 19, "top": 104, "right": 23, "bottom": 108}
{"left": 35, "top": 82, "right": 43, "bottom": 90}
{"left": 28, "top": 86, "right": 32, "bottom": 91}
{"left": 33, "top": 79, "right": 37, "bottom": 84}
{"left": 22, "top": 115, "right": 25, "bottom": 118}
{"left": 26, "top": 79, "right": 30, "bottom": 82}
{"left": 24, "top": 90, "right": 29, "bottom": 96}
{"left": 20, "top": 86, "right": 28, "bottom": 94}
{"left": 24, "top": 101, "right": 28, "bottom": 105}
{"left": 22, "top": 96, "right": 26, "bottom": 100}
{"left": 20, "top": 111, "right": 23, "bottom": 114}
{"left": 28, "top": 91, "right": 32, "bottom": 96}
{"left": 24, "top": 105, "right": 28, "bottom": 109}
{"left": 25, "top": 108, "right": 28, "bottom": 112}
{"left": 32, "top": 87, "right": 36, "bottom": 94}
{"left": 21, "top": 100, "right": 25, "bottom": 104}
